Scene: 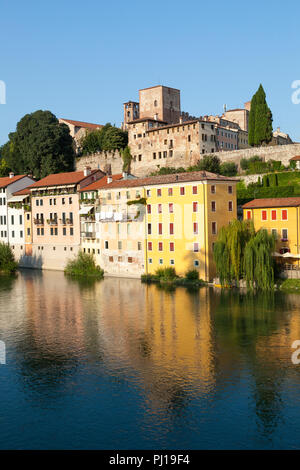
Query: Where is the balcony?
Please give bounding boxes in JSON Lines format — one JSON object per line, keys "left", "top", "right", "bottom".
{"left": 47, "top": 218, "right": 58, "bottom": 225}
{"left": 81, "top": 231, "right": 96, "bottom": 240}
{"left": 66, "top": 218, "right": 73, "bottom": 225}
{"left": 34, "top": 218, "right": 44, "bottom": 225}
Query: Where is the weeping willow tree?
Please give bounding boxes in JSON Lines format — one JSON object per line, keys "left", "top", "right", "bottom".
{"left": 213, "top": 220, "right": 275, "bottom": 290}
{"left": 243, "top": 229, "right": 275, "bottom": 290}
{"left": 213, "top": 220, "right": 254, "bottom": 286}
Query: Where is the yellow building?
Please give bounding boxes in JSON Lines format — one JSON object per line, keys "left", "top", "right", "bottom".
{"left": 243, "top": 197, "right": 300, "bottom": 268}
{"left": 99, "top": 171, "right": 238, "bottom": 281}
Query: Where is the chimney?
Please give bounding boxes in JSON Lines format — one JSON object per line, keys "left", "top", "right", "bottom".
{"left": 9, "top": 172, "right": 14, "bottom": 179}
{"left": 179, "top": 116, "right": 183, "bottom": 124}
{"left": 122, "top": 171, "right": 128, "bottom": 179}
{"left": 107, "top": 176, "right": 112, "bottom": 184}
{"left": 83, "top": 166, "right": 91, "bottom": 177}
{"left": 154, "top": 113, "right": 158, "bottom": 121}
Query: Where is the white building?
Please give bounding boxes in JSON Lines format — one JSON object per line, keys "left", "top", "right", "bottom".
{"left": 0, "top": 173, "right": 35, "bottom": 246}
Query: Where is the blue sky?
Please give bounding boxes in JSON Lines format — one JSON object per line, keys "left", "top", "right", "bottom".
{"left": 1, "top": 0, "right": 300, "bottom": 145}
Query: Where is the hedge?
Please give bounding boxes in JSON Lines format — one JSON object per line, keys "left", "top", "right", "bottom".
{"left": 238, "top": 185, "right": 300, "bottom": 205}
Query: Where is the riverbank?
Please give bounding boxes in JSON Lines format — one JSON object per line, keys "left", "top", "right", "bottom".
{"left": 141, "top": 272, "right": 206, "bottom": 289}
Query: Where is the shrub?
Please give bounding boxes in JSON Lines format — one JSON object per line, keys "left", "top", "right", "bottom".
{"left": 220, "top": 162, "right": 238, "bottom": 176}
{"left": 65, "top": 251, "right": 104, "bottom": 278}
{"left": 185, "top": 269, "right": 199, "bottom": 280}
{"left": 240, "top": 158, "right": 249, "bottom": 170}
{"left": 155, "top": 267, "right": 177, "bottom": 280}
{"left": 194, "top": 155, "right": 221, "bottom": 174}
{"left": 0, "top": 243, "right": 18, "bottom": 274}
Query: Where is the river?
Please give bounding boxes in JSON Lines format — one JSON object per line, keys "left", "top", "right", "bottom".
{"left": 0, "top": 270, "right": 300, "bottom": 449}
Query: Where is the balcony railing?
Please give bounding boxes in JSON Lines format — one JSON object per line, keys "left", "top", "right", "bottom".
{"left": 47, "top": 218, "right": 58, "bottom": 225}
{"left": 81, "top": 231, "right": 96, "bottom": 239}
{"left": 34, "top": 218, "right": 44, "bottom": 225}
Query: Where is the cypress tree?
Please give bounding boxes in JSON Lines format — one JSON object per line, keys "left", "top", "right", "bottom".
{"left": 249, "top": 84, "right": 273, "bottom": 147}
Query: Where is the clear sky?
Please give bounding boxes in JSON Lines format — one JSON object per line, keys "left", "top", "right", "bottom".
{"left": 1, "top": 0, "right": 300, "bottom": 145}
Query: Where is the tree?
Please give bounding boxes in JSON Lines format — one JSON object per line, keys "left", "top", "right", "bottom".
{"left": 195, "top": 155, "right": 221, "bottom": 173}
{"left": 4, "top": 110, "right": 75, "bottom": 178}
{"left": 213, "top": 220, "right": 275, "bottom": 290}
{"left": 0, "top": 158, "right": 10, "bottom": 177}
{"left": 79, "top": 123, "right": 128, "bottom": 155}
{"left": 249, "top": 84, "right": 273, "bottom": 147}
{"left": 121, "top": 146, "right": 132, "bottom": 172}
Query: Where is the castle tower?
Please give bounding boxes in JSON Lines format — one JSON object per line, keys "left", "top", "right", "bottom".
{"left": 139, "top": 85, "right": 181, "bottom": 124}
{"left": 122, "top": 101, "right": 139, "bottom": 130}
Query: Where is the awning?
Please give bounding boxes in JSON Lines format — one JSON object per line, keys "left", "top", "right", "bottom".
{"left": 273, "top": 252, "right": 300, "bottom": 259}
{"left": 79, "top": 206, "right": 93, "bottom": 215}
{"left": 8, "top": 195, "right": 27, "bottom": 202}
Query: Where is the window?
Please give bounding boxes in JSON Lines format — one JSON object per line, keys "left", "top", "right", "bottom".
{"left": 36, "top": 200, "right": 39, "bottom": 206}
{"left": 271, "top": 210, "right": 277, "bottom": 220}
{"left": 158, "top": 204, "right": 162, "bottom": 214}
{"left": 69, "top": 197, "right": 72, "bottom": 204}
{"left": 193, "top": 222, "right": 198, "bottom": 235}
{"left": 105, "top": 241, "right": 109, "bottom": 249}
{"left": 180, "top": 187, "right": 185, "bottom": 195}
{"left": 138, "top": 242, "right": 142, "bottom": 251}
{"left": 41, "top": 228, "right": 44, "bottom": 235}
{"left": 247, "top": 210, "right": 252, "bottom": 220}
{"left": 54, "top": 228, "right": 58, "bottom": 235}
{"left": 147, "top": 204, "right": 151, "bottom": 214}
{"left": 158, "top": 223, "right": 162, "bottom": 235}
{"left": 49, "top": 199, "right": 52, "bottom": 205}
{"left": 62, "top": 198, "right": 65, "bottom": 205}
{"left": 212, "top": 222, "right": 217, "bottom": 235}
{"left": 169, "top": 223, "right": 174, "bottom": 235}
{"left": 211, "top": 185, "right": 216, "bottom": 194}
{"left": 19, "top": 215, "right": 22, "bottom": 224}
{"left": 194, "top": 260, "right": 199, "bottom": 267}
{"left": 147, "top": 189, "right": 151, "bottom": 197}
{"left": 262, "top": 210, "right": 267, "bottom": 221}
{"left": 27, "top": 228, "right": 30, "bottom": 236}
{"left": 109, "top": 256, "right": 113, "bottom": 262}
{"left": 148, "top": 223, "right": 152, "bottom": 235}
{"left": 168, "top": 188, "right": 173, "bottom": 196}
{"left": 158, "top": 242, "right": 163, "bottom": 251}
{"left": 170, "top": 242, "right": 174, "bottom": 252}
{"left": 169, "top": 203, "right": 173, "bottom": 213}
{"left": 228, "top": 201, "right": 233, "bottom": 212}
{"left": 118, "top": 241, "right": 122, "bottom": 250}
{"left": 37, "top": 228, "right": 40, "bottom": 236}
{"left": 211, "top": 201, "right": 216, "bottom": 212}
{"left": 11, "top": 215, "right": 14, "bottom": 225}
{"left": 63, "top": 228, "right": 66, "bottom": 236}
{"left": 194, "top": 243, "right": 199, "bottom": 252}
{"left": 159, "top": 259, "right": 163, "bottom": 265}
{"left": 282, "top": 209, "right": 288, "bottom": 220}
{"left": 193, "top": 202, "right": 198, "bottom": 212}
{"left": 157, "top": 188, "right": 162, "bottom": 197}
{"left": 170, "top": 259, "right": 175, "bottom": 265}
{"left": 228, "top": 185, "right": 233, "bottom": 194}
{"left": 148, "top": 258, "right": 153, "bottom": 264}
{"left": 271, "top": 229, "right": 277, "bottom": 238}
{"left": 282, "top": 229, "right": 288, "bottom": 240}
{"left": 50, "top": 228, "right": 53, "bottom": 236}
{"left": 128, "top": 257, "right": 133, "bottom": 263}
{"left": 148, "top": 242, "right": 152, "bottom": 251}
{"left": 70, "top": 227, "right": 73, "bottom": 236}
{"left": 192, "top": 186, "right": 197, "bottom": 194}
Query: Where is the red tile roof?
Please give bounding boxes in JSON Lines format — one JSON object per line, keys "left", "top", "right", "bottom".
{"left": 29, "top": 170, "right": 102, "bottom": 188}
{"left": 0, "top": 175, "right": 27, "bottom": 189}
{"left": 13, "top": 185, "right": 35, "bottom": 196}
{"left": 289, "top": 156, "right": 300, "bottom": 161}
{"left": 101, "top": 171, "right": 239, "bottom": 190}
{"left": 243, "top": 197, "right": 300, "bottom": 209}
{"left": 78, "top": 174, "right": 123, "bottom": 192}
{"left": 60, "top": 119, "right": 103, "bottom": 130}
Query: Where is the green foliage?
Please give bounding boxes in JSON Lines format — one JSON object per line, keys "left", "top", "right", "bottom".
{"left": 3, "top": 110, "right": 75, "bottom": 178}
{"left": 0, "top": 243, "right": 18, "bottom": 274}
{"left": 195, "top": 155, "right": 221, "bottom": 173}
{"left": 243, "top": 229, "right": 275, "bottom": 290}
{"left": 127, "top": 197, "right": 147, "bottom": 206}
{"left": 262, "top": 174, "right": 269, "bottom": 187}
{"left": 249, "top": 84, "right": 273, "bottom": 146}
{"left": 185, "top": 269, "right": 199, "bottom": 280}
{"left": 280, "top": 279, "right": 300, "bottom": 293}
{"left": 0, "top": 158, "right": 10, "bottom": 177}
{"left": 65, "top": 251, "right": 104, "bottom": 279}
{"left": 80, "top": 123, "right": 128, "bottom": 155}
{"left": 155, "top": 267, "right": 177, "bottom": 280}
{"left": 121, "top": 146, "right": 132, "bottom": 172}
{"left": 149, "top": 167, "right": 186, "bottom": 176}
{"left": 290, "top": 160, "right": 297, "bottom": 170}
{"left": 219, "top": 162, "right": 238, "bottom": 176}
{"left": 237, "top": 185, "right": 298, "bottom": 206}
{"left": 213, "top": 221, "right": 275, "bottom": 290}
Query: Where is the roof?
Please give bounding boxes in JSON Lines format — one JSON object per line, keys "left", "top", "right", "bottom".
{"left": 29, "top": 170, "right": 101, "bottom": 189}
{"left": 78, "top": 174, "right": 123, "bottom": 192}
{"left": 147, "top": 119, "right": 201, "bottom": 132}
{"left": 139, "top": 85, "right": 180, "bottom": 92}
{"left": 101, "top": 171, "right": 239, "bottom": 190}
{"left": 289, "top": 156, "right": 300, "bottom": 161}
{"left": 0, "top": 175, "right": 27, "bottom": 189}
{"left": 243, "top": 197, "right": 300, "bottom": 209}
{"left": 13, "top": 186, "right": 34, "bottom": 196}
{"left": 60, "top": 119, "right": 103, "bottom": 130}
{"left": 127, "top": 117, "right": 167, "bottom": 125}
{"left": 8, "top": 194, "right": 28, "bottom": 202}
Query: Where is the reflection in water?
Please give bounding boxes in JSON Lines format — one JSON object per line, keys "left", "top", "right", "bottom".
{"left": 1, "top": 271, "right": 300, "bottom": 448}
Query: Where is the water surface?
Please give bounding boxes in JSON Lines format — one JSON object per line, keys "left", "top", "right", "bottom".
{"left": 0, "top": 270, "right": 300, "bottom": 449}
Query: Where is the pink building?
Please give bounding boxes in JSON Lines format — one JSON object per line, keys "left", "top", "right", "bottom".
{"left": 27, "top": 167, "right": 105, "bottom": 270}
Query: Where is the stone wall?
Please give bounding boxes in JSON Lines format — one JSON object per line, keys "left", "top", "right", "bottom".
{"left": 75, "top": 144, "right": 300, "bottom": 178}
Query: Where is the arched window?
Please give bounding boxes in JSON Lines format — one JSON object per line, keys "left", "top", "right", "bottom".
{"left": 154, "top": 100, "right": 157, "bottom": 107}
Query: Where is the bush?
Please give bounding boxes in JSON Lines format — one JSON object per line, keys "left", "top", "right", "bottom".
{"left": 280, "top": 279, "right": 300, "bottom": 293}
{"left": 240, "top": 158, "right": 249, "bottom": 170}
{"left": 0, "top": 243, "right": 17, "bottom": 274}
{"left": 220, "top": 162, "right": 238, "bottom": 176}
{"left": 194, "top": 155, "right": 221, "bottom": 174}
{"left": 65, "top": 251, "right": 104, "bottom": 278}
{"left": 155, "top": 267, "right": 177, "bottom": 280}
{"left": 185, "top": 269, "right": 199, "bottom": 280}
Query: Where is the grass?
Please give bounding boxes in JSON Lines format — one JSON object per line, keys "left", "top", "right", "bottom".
{"left": 141, "top": 268, "right": 205, "bottom": 289}
{"left": 65, "top": 251, "right": 104, "bottom": 279}
{"left": 279, "top": 279, "right": 300, "bottom": 293}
